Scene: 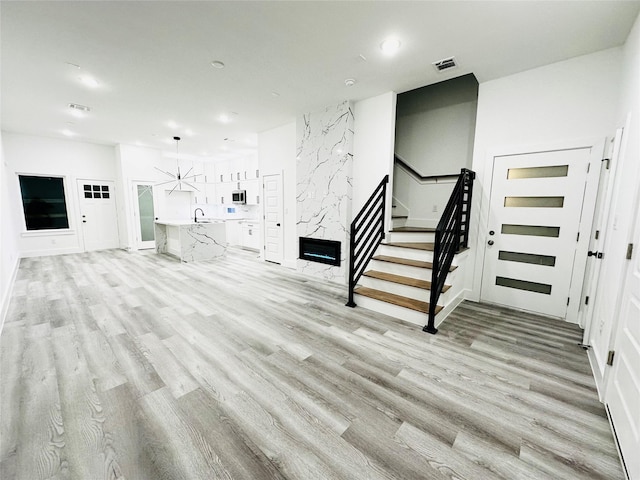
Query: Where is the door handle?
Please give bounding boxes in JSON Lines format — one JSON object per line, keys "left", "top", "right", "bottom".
{"left": 487, "top": 240, "right": 494, "bottom": 246}
{"left": 276, "top": 223, "right": 281, "bottom": 226}
{"left": 83, "top": 220, "right": 87, "bottom": 223}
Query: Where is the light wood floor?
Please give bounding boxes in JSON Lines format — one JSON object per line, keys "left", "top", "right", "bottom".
{"left": 0, "top": 248, "right": 623, "bottom": 479}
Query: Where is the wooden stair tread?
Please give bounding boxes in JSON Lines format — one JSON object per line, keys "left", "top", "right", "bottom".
{"left": 372, "top": 255, "right": 457, "bottom": 272}
{"left": 391, "top": 226, "right": 436, "bottom": 233}
{"left": 384, "top": 242, "right": 435, "bottom": 251}
{"left": 354, "top": 286, "right": 443, "bottom": 314}
{"left": 363, "top": 270, "right": 451, "bottom": 292}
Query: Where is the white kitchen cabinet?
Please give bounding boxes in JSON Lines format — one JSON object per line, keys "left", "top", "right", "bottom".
{"left": 240, "top": 179, "right": 260, "bottom": 205}
{"left": 225, "top": 219, "right": 241, "bottom": 246}
{"left": 241, "top": 221, "right": 261, "bottom": 250}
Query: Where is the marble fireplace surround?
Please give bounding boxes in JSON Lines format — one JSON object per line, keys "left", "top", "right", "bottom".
{"left": 296, "top": 101, "right": 354, "bottom": 283}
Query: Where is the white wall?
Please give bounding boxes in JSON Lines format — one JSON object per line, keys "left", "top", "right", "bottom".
{"left": 258, "top": 122, "right": 296, "bottom": 268}
{"left": 395, "top": 74, "right": 478, "bottom": 176}
{"left": 0, "top": 133, "right": 21, "bottom": 328}
{"left": 468, "top": 47, "right": 623, "bottom": 300}
{"left": 352, "top": 91, "right": 397, "bottom": 224}
{"left": 3, "top": 133, "right": 118, "bottom": 257}
{"left": 392, "top": 167, "right": 456, "bottom": 228}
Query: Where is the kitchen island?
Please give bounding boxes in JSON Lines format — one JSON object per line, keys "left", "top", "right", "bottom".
{"left": 155, "top": 220, "right": 226, "bottom": 262}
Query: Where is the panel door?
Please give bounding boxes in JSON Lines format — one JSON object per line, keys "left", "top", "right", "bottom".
{"left": 606, "top": 168, "right": 640, "bottom": 480}
{"left": 263, "top": 174, "right": 283, "bottom": 264}
{"left": 133, "top": 182, "right": 156, "bottom": 250}
{"left": 480, "top": 148, "right": 591, "bottom": 317}
{"left": 77, "top": 180, "right": 119, "bottom": 251}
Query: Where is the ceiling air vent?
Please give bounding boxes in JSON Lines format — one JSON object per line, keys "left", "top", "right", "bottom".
{"left": 432, "top": 56, "right": 458, "bottom": 72}
{"left": 68, "top": 103, "right": 91, "bottom": 112}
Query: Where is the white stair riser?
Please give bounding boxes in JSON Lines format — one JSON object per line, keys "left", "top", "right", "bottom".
{"left": 387, "top": 231, "right": 435, "bottom": 243}
{"left": 359, "top": 276, "right": 451, "bottom": 304}
{"left": 369, "top": 259, "right": 458, "bottom": 283}
{"left": 391, "top": 217, "right": 408, "bottom": 229}
{"left": 353, "top": 294, "right": 429, "bottom": 327}
{"left": 377, "top": 244, "right": 433, "bottom": 263}
{"left": 377, "top": 244, "right": 461, "bottom": 267}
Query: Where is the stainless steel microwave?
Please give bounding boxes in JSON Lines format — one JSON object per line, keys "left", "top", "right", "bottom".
{"left": 232, "top": 190, "right": 246, "bottom": 204}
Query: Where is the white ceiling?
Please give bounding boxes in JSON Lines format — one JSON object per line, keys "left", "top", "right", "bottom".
{"left": 2, "top": 1, "right": 639, "bottom": 161}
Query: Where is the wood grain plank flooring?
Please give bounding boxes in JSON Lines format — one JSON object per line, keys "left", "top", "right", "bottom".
{"left": 0, "top": 248, "right": 624, "bottom": 479}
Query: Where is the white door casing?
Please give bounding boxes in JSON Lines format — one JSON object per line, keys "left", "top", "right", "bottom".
{"left": 263, "top": 173, "right": 283, "bottom": 264}
{"left": 77, "top": 180, "right": 119, "bottom": 251}
{"left": 480, "top": 142, "right": 603, "bottom": 321}
{"left": 580, "top": 130, "right": 623, "bottom": 339}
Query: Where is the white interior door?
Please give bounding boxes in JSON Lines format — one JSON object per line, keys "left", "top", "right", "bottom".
{"left": 604, "top": 162, "right": 640, "bottom": 480}
{"left": 77, "top": 180, "right": 119, "bottom": 251}
{"left": 263, "top": 173, "right": 283, "bottom": 264}
{"left": 480, "top": 148, "right": 593, "bottom": 318}
{"left": 133, "top": 182, "right": 157, "bottom": 250}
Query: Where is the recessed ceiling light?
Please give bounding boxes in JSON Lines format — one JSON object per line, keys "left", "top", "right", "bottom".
{"left": 185, "top": 129, "right": 194, "bottom": 136}
{"left": 79, "top": 75, "right": 99, "bottom": 88}
{"left": 219, "top": 114, "right": 230, "bottom": 123}
{"left": 62, "top": 129, "right": 76, "bottom": 137}
{"left": 271, "top": 91, "right": 280, "bottom": 97}
{"left": 380, "top": 37, "right": 401, "bottom": 55}
{"left": 167, "top": 120, "right": 178, "bottom": 129}
{"left": 211, "top": 60, "right": 225, "bottom": 69}
{"left": 344, "top": 78, "right": 356, "bottom": 87}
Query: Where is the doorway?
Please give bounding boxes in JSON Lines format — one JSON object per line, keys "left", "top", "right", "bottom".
{"left": 133, "top": 182, "right": 157, "bottom": 250}
{"left": 263, "top": 173, "right": 283, "bottom": 264}
{"left": 480, "top": 143, "right": 603, "bottom": 321}
{"left": 77, "top": 180, "right": 120, "bottom": 251}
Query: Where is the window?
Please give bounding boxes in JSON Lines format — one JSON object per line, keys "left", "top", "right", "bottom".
{"left": 83, "top": 183, "right": 110, "bottom": 199}
{"left": 19, "top": 175, "right": 70, "bottom": 230}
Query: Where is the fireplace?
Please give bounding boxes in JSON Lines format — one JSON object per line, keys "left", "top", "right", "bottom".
{"left": 299, "top": 237, "right": 341, "bottom": 266}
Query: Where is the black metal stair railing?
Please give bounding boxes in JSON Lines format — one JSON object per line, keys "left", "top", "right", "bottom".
{"left": 424, "top": 168, "right": 475, "bottom": 334}
{"left": 346, "top": 175, "right": 389, "bottom": 307}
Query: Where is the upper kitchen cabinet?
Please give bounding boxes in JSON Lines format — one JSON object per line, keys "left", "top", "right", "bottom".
{"left": 214, "top": 155, "right": 259, "bottom": 183}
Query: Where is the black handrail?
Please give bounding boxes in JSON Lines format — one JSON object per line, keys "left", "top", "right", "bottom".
{"left": 423, "top": 168, "right": 475, "bottom": 334}
{"left": 346, "top": 175, "right": 389, "bottom": 307}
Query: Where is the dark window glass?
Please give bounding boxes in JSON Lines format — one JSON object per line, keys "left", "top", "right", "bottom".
{"left": 94, "top": 192, "right": 102, "bottom": 198}
{"left": 102, "top": 185, "right": 109, "bottom": 191}
{"left": 102, "top": 192, "right": 110, "bottom": 199}
{"left": 84, "top": 192, "right": 92, "bottom": 198}
{"left": 83, "top": 184, "right": 91, "bottom": 191}
{"left": 93, "top": 185, "right": 100, "bottom": 191}
{"left": 19, "top": 175, "right": 70, "bottom": 230}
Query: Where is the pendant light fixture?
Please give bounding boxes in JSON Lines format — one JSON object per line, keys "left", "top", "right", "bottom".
{"left": 155, "top": 136, "right": 200, "bottom": 195}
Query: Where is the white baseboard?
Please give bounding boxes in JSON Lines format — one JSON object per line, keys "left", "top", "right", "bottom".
{"left": 20, "top": 246, "right": 80, "bottom": 258}
{"left": 0, "top": 256, "right": 20, "bottom": 335}
{"left": 434, "top": 288, "right": 469, "bottom": 329}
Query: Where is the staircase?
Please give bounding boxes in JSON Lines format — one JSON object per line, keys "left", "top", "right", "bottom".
{"left": 346, "top": 168, "right": 475, "bottom": 332}
{"left": 352, "top": 227, "right": 468, "bottom": 327}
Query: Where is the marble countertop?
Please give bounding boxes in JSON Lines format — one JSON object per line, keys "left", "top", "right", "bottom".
{"left": 155, "top": 219, "right": 224, "bottom": 226}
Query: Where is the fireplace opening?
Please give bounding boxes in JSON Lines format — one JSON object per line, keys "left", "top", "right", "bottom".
{"left": 299, "top": 237, "right": 341, "bottom": 266}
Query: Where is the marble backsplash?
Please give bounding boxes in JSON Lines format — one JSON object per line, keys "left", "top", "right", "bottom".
{"left": 296, "top": 101, "right": 354, "bottom": 283}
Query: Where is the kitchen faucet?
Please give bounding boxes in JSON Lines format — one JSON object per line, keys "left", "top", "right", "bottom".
{"left": 194, "top": 208, "right": 204, "bottom": 222}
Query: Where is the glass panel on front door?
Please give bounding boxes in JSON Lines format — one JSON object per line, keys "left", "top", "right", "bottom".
{"left": 137, "top": 185, "right": 155, "bottom": 242}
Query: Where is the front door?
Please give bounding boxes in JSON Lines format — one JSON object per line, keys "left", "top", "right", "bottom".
{"left": 77, "top": 180, "right": 119, "bottom": 251}
{"left": 480, "top": 146, "right": 600, "bottom": 319}
{"left": 263, "top": 174, "right": 283, "bottom": 264}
